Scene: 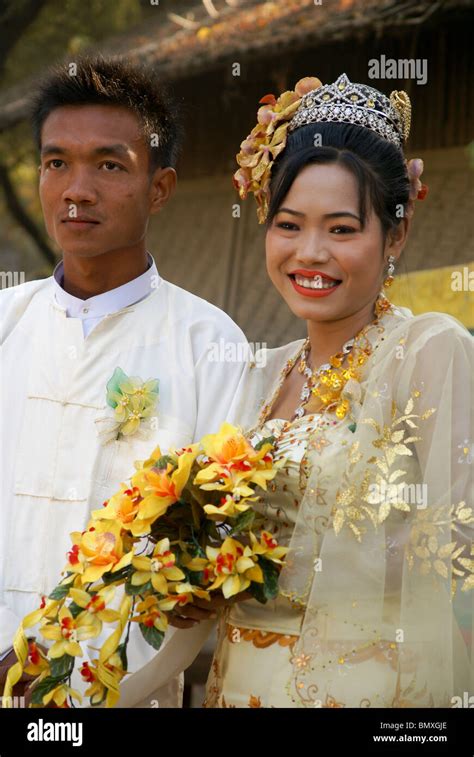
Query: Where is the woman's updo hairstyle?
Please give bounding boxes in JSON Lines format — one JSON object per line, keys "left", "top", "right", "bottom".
{"left": 266, "top": 122, "right": 410, "bottom": 241}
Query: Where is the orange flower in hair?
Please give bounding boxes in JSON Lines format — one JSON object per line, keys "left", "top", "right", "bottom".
{"left": 233, "top": 77, "right": 322, "bottom": 223}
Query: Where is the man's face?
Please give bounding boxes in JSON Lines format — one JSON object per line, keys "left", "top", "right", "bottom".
{"left": 39, "top": 104, "right": 158, "bottom": 258}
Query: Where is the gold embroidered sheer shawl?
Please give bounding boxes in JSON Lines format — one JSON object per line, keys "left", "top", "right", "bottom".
{"left": 235, "top": 305, "right": 473, "bottom": 707}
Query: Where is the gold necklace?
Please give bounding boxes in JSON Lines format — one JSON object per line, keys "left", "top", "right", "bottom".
{"left": 257, "top": 292, "right": 394, "bottom": 426}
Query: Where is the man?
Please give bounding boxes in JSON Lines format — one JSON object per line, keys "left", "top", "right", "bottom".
{"left": 0, "top": 57, "right": 251, "bottom": 708}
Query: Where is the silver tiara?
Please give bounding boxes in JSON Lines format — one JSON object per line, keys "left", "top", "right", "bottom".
{"left": 288, "top": 73, "right": 411, "bottom": 149}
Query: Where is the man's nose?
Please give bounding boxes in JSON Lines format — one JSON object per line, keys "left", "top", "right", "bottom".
{"left": 61, "top": 168, "right": 97, "bottom": 205}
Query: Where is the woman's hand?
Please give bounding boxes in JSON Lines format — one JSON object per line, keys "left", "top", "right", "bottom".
{"left": 168, "top": 590, "right": 253, "bottom": 629}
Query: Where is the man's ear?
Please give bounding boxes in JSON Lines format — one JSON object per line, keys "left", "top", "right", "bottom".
{"left": 149, "top": 167, "right": 177, "bottom": 215}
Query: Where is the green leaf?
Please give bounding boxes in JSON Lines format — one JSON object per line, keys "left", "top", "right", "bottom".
{"left": 125, "top": 579, "right": 152, "bottom": 596}
{"left": 348, "top": 423, "right": 357, "bottom": 433}
{"left": 258, "top": 556, "right": 280, "bottom": 601}
{"left": 153, "top": 455, "right": 175, "bottom": 471}
{"left": 117, "top": 642, "right": 128, "bottom": 672}
{"left": 67, "top": 601, "right": 83, "bottom": 619}
{"left": 48, "top": 582, "right": 72, "bottom": 600}
{"left": 30, "top": 676, "right": 66, "bottom": 706}
{"left": 139, "top": 623, "right": 165, "bottom": 651}
{"left": 102, "top": 565, "right": 132, "bottom": 584}
{"left": 106, "top": 367, "right": 128, "bottom": 408}
{"left": 228, "top": 508, "right": 256, "bottom": 536}
{"left": 254, "top": 435, "right": 275, "bottom": 451}
{"left": 49, "top": 654, "right": 75, "bottom": 679}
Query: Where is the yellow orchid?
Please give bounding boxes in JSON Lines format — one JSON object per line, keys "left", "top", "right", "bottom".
{"left": 79, "top": 655, "right": 127, "bottom": 708}
{"left": 203, "top": 493, "right": 255, "bottom": 520}
{"left": 249, "top": 530, "right": 289, "bottom": 564}
{"left": 131, "top": 537, "right": 186, "bottom": 594}
{"left": 68, "top": 585, "right": 121, "bottom": 628}
{"left": 194, "top": 423, "right": 279, "bottom": 495}
{"left": 131, "top": 596, "right": 168, "bottom": 633}
{"left": 23, "top": 641, "right": 50, "bottom": 677}
{"left": 79, "top": 659, "right": 105, "bottom": 705}
{"left": 200, "top": 537, "right": 264, "bottom": 599}
{"left": 130, "top": 446, "right": 199, "bottom": 535}
{"left": 41, "top": 682, "right": 82, "bottom": 708}
{"left": 91, "top": 485, "right": 142, "bottom": 531}
{"left": 66, "top": 522, "right": 133, "bottom": 584}
{"left": 40, "top": 605, "right": 101, "bottom": 658}
{"left": 156, "top": 582, "right": 211, "bottom": 612}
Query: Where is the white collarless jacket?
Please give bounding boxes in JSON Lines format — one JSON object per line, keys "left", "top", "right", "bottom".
{"left": 0, "top": 273, "right": 250, "bottom": 707}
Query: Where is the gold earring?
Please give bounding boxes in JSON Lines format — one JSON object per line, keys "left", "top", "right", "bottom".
{"left": 383, "top": 255, "right": 396, "bottom": 288}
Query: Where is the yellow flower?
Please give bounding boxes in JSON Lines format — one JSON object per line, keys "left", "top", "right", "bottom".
{"left": 249, "top": 530, "right": 289, "bottom": 564}
{"left": 42, "top": 682, "right": 82, "bottom": 708}
{"left": 40, "top": 605, "right": 101, "bottom": 658}
{"left": 202, "top": 537, "right": 264, "bottom": 599}
{"left": 79, "top": 656, "right": 127, "bottom": 708}
{"left": 68, "top": 585, "right": 121, "bottom": 629}
{"left": 131, "top": 537, "right": 186, "bottom": 594}
{"left": 131, "top": 596, "right": 168, "bottom": 633}
{"left": 131, "top": 446, "right": 199, "bottom": 535}
{"left": 65, "top": 521, "right": 133, "bottom": 584}
{"left": 156, "top": 582, "right": 211, "bottom": 612}
{"left": 91, "top": 485, "right": 142, "bottom": 532}
{"left": 23, "top": 641, "right": 50, "bottom": 677}
{"left": 203, "top": 493, "right": 255, "bottom": 519}
{"left": 195, "top": 422, "right": 279, "bottom": 496}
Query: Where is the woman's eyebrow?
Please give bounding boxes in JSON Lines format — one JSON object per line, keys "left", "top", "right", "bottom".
{"left": 276, "top": 207, "right": 361, "bottom": 222}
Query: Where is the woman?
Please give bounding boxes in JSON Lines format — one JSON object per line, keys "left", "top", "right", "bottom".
{"left": 201, "top": 73, "right": 473, "bottom": 708}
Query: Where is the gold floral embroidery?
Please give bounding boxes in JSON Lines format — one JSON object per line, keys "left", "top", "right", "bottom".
{"left": 406, "top": 500, "right": 474, "bottom": 596}
{"left": 332, "top": 393, "right": 435, "bottom": 541}
{"left": 226, "top": 622, "right": 299, "bottom": 649}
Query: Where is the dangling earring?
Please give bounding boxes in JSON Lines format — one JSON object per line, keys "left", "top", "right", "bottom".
{"left": 383, "top": 255, "right": 396, "bottom": 288}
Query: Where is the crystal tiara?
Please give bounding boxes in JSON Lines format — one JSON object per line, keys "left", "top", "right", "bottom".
{"left": 288, "top": 73, "right": 411, "bottom": 149}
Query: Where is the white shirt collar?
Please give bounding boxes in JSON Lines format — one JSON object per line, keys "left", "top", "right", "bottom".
{"left": 52, "top": 252, "right": 159, "bottom": 319}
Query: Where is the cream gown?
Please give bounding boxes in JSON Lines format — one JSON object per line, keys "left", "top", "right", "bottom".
{"left": 203, "top": 304, "right": 473, "bottom": 708}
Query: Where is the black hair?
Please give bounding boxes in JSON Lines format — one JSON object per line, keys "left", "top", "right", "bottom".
{"left": 266, "top": 123, "right": 410, "bottom": 240}
{"left": 31, "top": 55, "right": 183, "bottom": 173}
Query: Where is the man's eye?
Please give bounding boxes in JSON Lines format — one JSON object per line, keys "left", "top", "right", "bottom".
{"left": 101, "top": 161, "right": 122, "bottom": 171}
{"left": 331, "top": 226, "right": 356, "bottom": 234}
{"left": 46, "top": 159, "right": 64, "bottom": 169}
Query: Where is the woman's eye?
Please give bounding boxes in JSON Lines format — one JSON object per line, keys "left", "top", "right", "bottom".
{"left": 331, "top": 226, "right": 356, "bottom": 234}
{"left": 276, "top": 221, "right": 299, "bottom": 231}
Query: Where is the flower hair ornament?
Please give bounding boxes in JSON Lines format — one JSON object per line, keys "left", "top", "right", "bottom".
{"left": 233, "top": 73, "right": 428, "bottom": 224}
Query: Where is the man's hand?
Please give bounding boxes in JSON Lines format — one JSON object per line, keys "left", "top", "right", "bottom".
{"left": 168, "top": 590, "right": 253, "bottom": 629}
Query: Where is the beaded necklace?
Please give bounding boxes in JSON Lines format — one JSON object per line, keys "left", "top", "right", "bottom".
{"left": 257, "top": 293, "right": 394, "bottom": 428}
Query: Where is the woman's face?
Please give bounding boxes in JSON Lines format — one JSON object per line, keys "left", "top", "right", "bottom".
{"left": 265, "top": 162, "right": 406, "bottom": 323}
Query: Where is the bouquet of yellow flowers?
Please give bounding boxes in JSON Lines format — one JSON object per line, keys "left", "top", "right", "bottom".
{"left": 2, "top": 423, "right": 288, "bottom": 708}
